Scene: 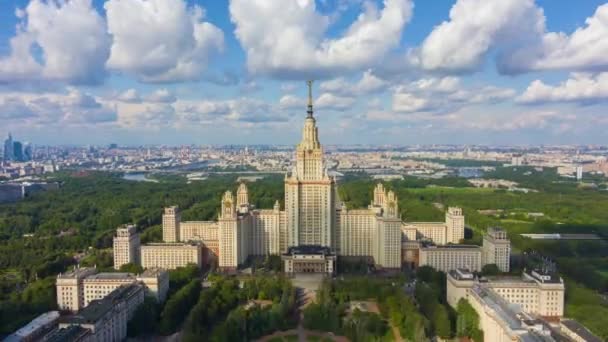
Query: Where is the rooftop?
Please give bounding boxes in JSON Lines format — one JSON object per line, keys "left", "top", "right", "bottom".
{"left": 42, "top": 326, "right": 91, "bottom": 342}
{"left": 140, "top": 268, "right": 168, "bottom": 278}
{"left": 471, "top": 286, "right": 551, "bottom": 342}
{"left": 421, "top": 242, "right": 481, "bottom": 250}
{"left": 561, "top": 319, "right": 603, "bottom": 342}
{"left": 284, "top": 245, "right": 333, "bottom": 256}
{"left": 63, "top": 284, "right": 143, "bottom": 324}
{"left": 5, "top": 311, "right": 59, "bottom": 340}
{"left": 84, "top": 272, "right": 135, "bottom": 280}
{"left": 57, "top": 266, "right": 96, "bottom": 279}
{"left": 143, "top": 242, "right": 201, "bottom": 247}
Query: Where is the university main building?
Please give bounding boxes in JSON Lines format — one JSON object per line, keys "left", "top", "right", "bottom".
{"left": 149, "top": 83, "right": 478, "bottom": 274}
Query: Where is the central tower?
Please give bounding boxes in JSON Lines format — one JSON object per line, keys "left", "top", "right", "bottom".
{"left": 285, "top": 81, "right": 336, "bottom": 248}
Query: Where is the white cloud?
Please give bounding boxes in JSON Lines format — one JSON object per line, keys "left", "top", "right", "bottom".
{"left": 315, "top": 93, "right": 356, "bottom": 111}
{"left": 411, "top": 0, "right": 608, "bottom": 75}
{"left": 320, "top": 69, "right": 388, "bottom": 97}
{"left": 392, "top": 92, "right": 433, "bottom": 113}
{"left": 229, "top": 0, "right": 413, "bottom": 78}
{"left": 0, "top": 89, "right": 117, "bottom": 125}
{"left": 410, "top": 77, "right": 461, "bottom": 93}
{"left": 105, "top": 0, "right": 224, "bottom": 83}
{"left": 145, "top": 89, "right": 176, "bottom": 103}
{"left": 279, "top": 95, "right": 306, "bottom": 110}
{"left": 517, "top": 73, "right": 608, "bottom": 105}
{"left": 116, "top": 89, "right": 141, "bottom": 103}
{"left": 411, "top": 0, "right": 544, "bottom": 73}
{"left": 449, "top": 86, "right": 516, "bottom": 104}
{"left": 0, "top": 0, "right": 110, "bottom": 84}
{"left": 502, "top": 4, "right": 608, "bottom": 73}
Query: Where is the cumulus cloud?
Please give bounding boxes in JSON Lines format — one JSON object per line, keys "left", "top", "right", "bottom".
{"left": 320, "top": 70, "right": 388, "bottom": 96}
{"left": 411, "top": 0, "right": 608, "bottom": 75}
{"left": 410, "top": 77, "right": 461, "bottom": 93}
{"left": 279, "top": 95, "right": 306, "bottom": 110}
{"left": 502, "top": 4, "right": 608, "bottom": 73}
{"left": 0, "top": 89, "right": 117, "bottom": 125}
{"left": 392, "top": 92, "right": 433, "bottom": 113}
{"left": 105, "top": 0, "right": 224, "bottom": 82}
{"left": 449, "top": 86, "right": 516, "bottom": 104}
{"left": 390, "top": 77, "right": 515, "bottom": 114}
{"left": 116, "top": 89, "right": 141, "bottom": 103}
{"left": 145, "top": 89, "right": 176, "bottom": 103}
{"left": 0, "top": 0, "right": 110, "bottom": 84}
{"left": 517, "top": 73, "right": 608, "bottom": 105}
{"left": 315, "top": 93, "right": 356, "bottom": 111}
{"left": 229, "top": 0, "right": 413, "bottom": 78}
{"left": 410, "top": 0, "right": 544, "bottom": 73}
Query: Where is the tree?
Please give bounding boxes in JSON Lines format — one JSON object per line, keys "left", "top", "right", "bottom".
{"left": 456, "top": 298, "right": 482, "bottom": 340}
{"left": 119, "top": 262, "right": 144, "bottom": 274}
{"left": 433, "top": 305, "right": 452, "bottom": 338}
{"left": 159, "top": 280, "right": 201, "bottom": 335}
{"left": 127, "top": 297, "right": 159, "bottom": 337}
{"left": 481, "top": 264, "right": 501, "bottom": 276}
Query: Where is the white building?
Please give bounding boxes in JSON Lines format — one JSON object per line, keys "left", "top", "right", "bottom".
{"left": 140, "top": 242, "right": 202, "bottom": 270}
{"left": 58, "top": 284, "right": 144, "bottom": 342}
{"left": 419, "top": 244, "right": 483, "bottom": 272}
{"left": 466, "top": 284, "right": 554, "bottom": 342}
{"left": 56, "top": 267, "right": 168, "bottom": 312}
{"left": 447, "top": 268, "right": 565, "bottom": 319}
{"left": 482, "top": 227, "right": 511, "bottom": 272}
{"left": 112, "top": 224, "right": 140, "bottom": 270}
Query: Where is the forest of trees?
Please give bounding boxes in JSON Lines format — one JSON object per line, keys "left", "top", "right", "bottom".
{"left": 182, "top": 275, "right": 297, "bottom": 341}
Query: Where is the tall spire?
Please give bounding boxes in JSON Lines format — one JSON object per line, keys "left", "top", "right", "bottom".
{"left": 307, "top": 80, "right": 314, "bottom": 118}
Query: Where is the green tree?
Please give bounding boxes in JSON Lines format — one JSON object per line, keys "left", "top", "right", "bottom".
{"left": 119, "top": 262, "right": 144, "bottom": 274}
{"left": 127, "top": 297, "right": 159, "bottom": 337}
{"left": 481, "top": 264, "right": 501, "bottom": 276}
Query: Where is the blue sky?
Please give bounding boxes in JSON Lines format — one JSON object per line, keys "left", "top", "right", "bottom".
{"left": 0, "top": 0, "right": 607, "bottom": 146}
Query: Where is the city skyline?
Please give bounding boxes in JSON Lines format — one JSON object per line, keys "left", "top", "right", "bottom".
{"left": 1, "top": 0, "right": 608, "bottom": 146}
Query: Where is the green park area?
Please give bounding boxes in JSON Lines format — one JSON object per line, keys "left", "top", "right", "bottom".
{"left": 0, "top": 167, "right": 607, "bottom": 338}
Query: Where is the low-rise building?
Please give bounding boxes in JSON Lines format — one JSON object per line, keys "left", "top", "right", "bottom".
{"left": 5, "top": 311, "right": 60, "bottom": 342}
{"left": 56, "top": 267, "right": 168, "bottom": 312}
{"left": 140, "top": 242, "right": 202, "bottom": 269}
{"left": 419, "top": 244, "right": 483, "bottom": 272}
{"left": 282, "top": 245, "right": 336, "bottom": 275}
{"left": 467, "top": 284, "right": 554, "bottom": 341}
{"left": 58, "top": 284, "right": 144, "bottom": 342}
{"left": 447, "top": 269, "right": 565, "bottom": 319}
{"left": 559, "top": 319, "right": 603, "bottom": 342}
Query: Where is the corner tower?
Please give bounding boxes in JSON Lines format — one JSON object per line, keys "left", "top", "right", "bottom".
{"left": 285, "top": 81, "right": 335, "bottom": 248}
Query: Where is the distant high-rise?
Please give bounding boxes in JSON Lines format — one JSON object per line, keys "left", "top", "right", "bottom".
{"left": 13, "top": 141, "right": 23, "bottom": 162}
{"left": 3, "top": 133, "right": 13, "bottom": 162}
{"left": 23, "top": 143, "right": 33, "bottom": 161}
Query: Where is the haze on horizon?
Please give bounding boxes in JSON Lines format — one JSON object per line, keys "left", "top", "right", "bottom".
{"left": 0, "top": 0, "right": 607, "bottom": 146}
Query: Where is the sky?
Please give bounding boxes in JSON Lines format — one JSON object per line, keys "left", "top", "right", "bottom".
{"left": 0, "top": 0, "right": 608, "bottom": 146}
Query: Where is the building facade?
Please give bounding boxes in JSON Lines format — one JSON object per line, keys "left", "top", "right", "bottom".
{"left": 140, "top": 242, "right": 202, "bottom": 270}
{"left": 112, "top": 224, "right": 140, "bottom": 270}
{"left": 58, "top": 284, "right": 144, "bottom": 342}
{"left": 418, "top": 244, "right": 483, "bottom": 272}
{"left": 447, "top": 269, "right": 565, "bottom": 319}
{"left": 482, "top": 227, "right": 511, "bottom": 272}
{"left": 56, "top": 267, "right": 168, "bottom": 312}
